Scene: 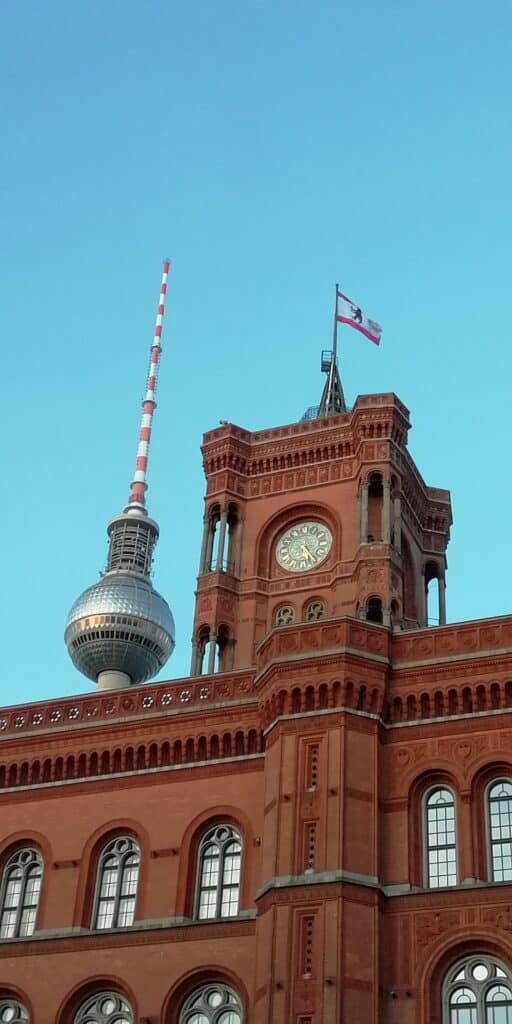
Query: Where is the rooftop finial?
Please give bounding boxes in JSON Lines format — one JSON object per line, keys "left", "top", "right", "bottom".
{"left": 127, "top": 258, "right": 171, "bottom": 512}
{"left": 318, "top": 283, "right": 346, "bottom": 416}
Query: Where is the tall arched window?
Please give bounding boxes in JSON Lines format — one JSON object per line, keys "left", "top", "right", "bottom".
{"left": 443, "top": 956, "right": 512, "bottom": 1022}
{"left": 367, "top": 472, "right": 383, "bottom": 542}
{"left": 195, "top": 825, "right": 242, "bottom": 920}
{"left": 488, "top": 780, "right": 512, "bottom": 882}
{"left": 425, "top": 787, "right": 457, "bottom": 887}
{"left": 74, "top": 993, "right": 133, "bottom": 1023}
{"left": 0, "top": 1001, "right": 29, "bottom": 1021}
{"left": 179, "top": 983, "right": 242, "bottom": 1024}
{"left": 0, "top": 848, "right": 43, "bottom": 938}
{"left": 92, "top": 837, "right": 140, "bottom": 929}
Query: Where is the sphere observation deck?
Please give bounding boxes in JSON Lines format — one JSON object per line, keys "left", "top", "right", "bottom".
{"left": 65, "top": 570, "right": 175, "bottom": 685}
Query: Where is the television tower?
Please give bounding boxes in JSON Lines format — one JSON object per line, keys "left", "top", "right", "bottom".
{"left": 65, "top": 261, "right": 175, "bottom": 689}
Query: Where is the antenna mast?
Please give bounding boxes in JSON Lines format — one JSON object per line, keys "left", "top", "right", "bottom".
{"left": 128, "top": 259, "right": 171, "bottom": 511}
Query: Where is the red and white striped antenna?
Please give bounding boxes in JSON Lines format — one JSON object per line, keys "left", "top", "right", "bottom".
{"left": 127, "top": 259, "right": 171, "bottom": 510}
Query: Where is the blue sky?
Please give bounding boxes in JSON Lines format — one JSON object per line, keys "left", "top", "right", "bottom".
{"left": 2, "top": 0, "right": 512, "bottom": 706}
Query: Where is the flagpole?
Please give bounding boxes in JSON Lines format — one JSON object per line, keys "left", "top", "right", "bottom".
{"left": 332, "top": 282, "right": 339, "bottom": 361}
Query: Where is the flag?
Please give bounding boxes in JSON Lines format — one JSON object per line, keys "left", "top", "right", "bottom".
{"left": 336, "top": 290, "right": 382, "bottom": 346}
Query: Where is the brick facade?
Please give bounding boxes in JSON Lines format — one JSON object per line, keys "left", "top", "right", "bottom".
{"left": 1, "top": 393, "right": 511, "bottom": 1023}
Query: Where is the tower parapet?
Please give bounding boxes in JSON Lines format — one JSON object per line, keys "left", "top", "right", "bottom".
{"left": 64, "top": 262, "right": 175, "bottom": 690}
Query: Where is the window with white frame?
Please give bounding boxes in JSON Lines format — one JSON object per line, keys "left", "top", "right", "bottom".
{"left": 0, "top": 1001, "right": 29, "bottom": 1021}
{"left": 74, "top": 992, "right": 133, "bottom": 1024}
{"left": 425, "top": 787, "right": 457, "bottom": 887}
{"left": 92, "top": 837, "right": 140, "bottom": 929}
{"left": 488, "top": 780, "right": 512, "bottom": 882}
{"left": 196, "top": 825, "right": 242, "bottom": 920}
{"left": 0, "top": 848, "right": 43, "bottom": 939}
{"left": 443, "top": 956, "right": 512, "bottom": 1023}
{"left": 179, "top": 983, "right": 242, "bottom": 1024}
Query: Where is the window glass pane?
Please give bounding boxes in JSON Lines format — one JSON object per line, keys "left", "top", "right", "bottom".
{"left": 94, "top": 838, "right": 139, "bottom": 928}
{"left": 196, "top": 827, "right": 242, "bottom": 920}
{"left": 0, "top": 1001, "right": 29, "bottom": 1021}
{"left": 4, "top": 877, "right": 22, "bottom": 907}
{"left": 445, "top": 959, "right": 512, "bottom": 1024}
{"left": 426, "top": 789, "right": 457, "bottom": 887}
{"left": 96, "top": 899, "right": 115, "bottom": 929}
{"left": 179, "top": 984, "right": 242, "bottom": 1024}
{"left": 74, "top": 991, "right": 133, "bottom": 1023}
{"left": 490, "top": 783, "right": 512, "bottom": 882}
{"left": 486, "top": 984, "right": 512, "bottom": 1002}
{"left": 450, "top": 1009, "right": 477, "bottom": 1024}
{"left": 198, "top": 889, "right": 217, "bottom": 919}
{"left": 485, "top": 1007, "right": 512, "bottom": 1024}
{"left": 220, "top": 887, "right": 240, "bottom": 917}
{"left": 117, "top": 896, "right": 136, "bottom": 926}
{"left": 0, "top": 849, "right": 42, "bottom": 938}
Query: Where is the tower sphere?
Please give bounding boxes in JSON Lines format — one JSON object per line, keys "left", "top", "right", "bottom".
{"left": 64, "top": 572, "right": 175, "bottom": 684}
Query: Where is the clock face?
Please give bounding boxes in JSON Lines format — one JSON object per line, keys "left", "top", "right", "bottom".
{"left": 276, "top": 521, "right": 332, "bottom": 573}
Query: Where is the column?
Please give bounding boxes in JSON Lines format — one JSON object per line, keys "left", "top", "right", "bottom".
{"left": 393, "top": 493, "right": 402, "bottom": 552}
{"left": 207, "top": 631, "right": 217, "bottom": 674}
{"left": 204, "top": 516, "right": 214, "bottom": 573}
{"left": 190, "top": 637, "right": 199, "bottom": 676}
{"left": 198, "top": 514, "right": 210, "bottom": 574}
{"left": 382, "top": 479, "right": 391, "bottom": 544}
{"left": 217, "top": 508, "right": 228, "bottom": 571}
{"left": 234, "top": 517, "right": 244, "bottom": 576}
{"left": 360, "top": 483, "right": 369, "bottom": 544}
{"left": 438, "top": 575, "right": 447, "bottom": 625}
{"left": 421, "top": 571, "right": 428, "bottom": 627}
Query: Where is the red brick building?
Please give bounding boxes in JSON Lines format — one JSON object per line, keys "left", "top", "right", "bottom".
{"left": 2, "top": 389, "right": 512, "bottom": 1023}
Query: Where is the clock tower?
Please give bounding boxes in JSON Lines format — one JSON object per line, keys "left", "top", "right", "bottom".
{"left": 191, "top": 370, "right": 451, "bottom": 678}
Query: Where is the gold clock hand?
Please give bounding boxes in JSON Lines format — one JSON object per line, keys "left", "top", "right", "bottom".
{"left": 300, "top": 543, "right": 314, "bottom": 562}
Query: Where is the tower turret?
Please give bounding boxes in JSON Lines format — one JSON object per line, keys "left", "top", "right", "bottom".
{"left": 64, "top": 261, "right": 175, "bottom": 690}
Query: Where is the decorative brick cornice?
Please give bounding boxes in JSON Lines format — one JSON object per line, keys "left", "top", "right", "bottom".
{"left": 0, "top": 671, "right": 257, "bottom": 739}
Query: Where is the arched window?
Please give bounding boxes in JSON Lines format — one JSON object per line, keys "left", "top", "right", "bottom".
{"left": 74, "top": 992, "right": 133, "bottom": 1023}
{"left": 0, "top": 1001, "right": 29, "bottom": 1021}
{"left": 305, "top": 600, "right": 325, "bottom": 622}
{"left": 196, "top": 825, "right": 242, "bottom": 920}
{"left": 179, "top": 983, "right": 242, "bottom": 1023}
{"left": 425, "top": 788, "right": 457, "bottom": 887}
{"left": 0, "top": 848, "right": 43, "bottom": 938}
{"left": 367, "top": 472, "right": 383, "bottom": 542}
{"left": 92, "top": 837, "right": 140, "bottom": 929}
{"left": 443, "top": 956, "right": 512, "bottom": 1023}
{"left": 366, "top": 596, "right": 383, "bottom": 624}
{"left": 202, "top": 504, "right": 240, "bottom": 575}
{"left": 194, "top": 626, "right": 233, "bottom": 675}
{"left": 275, "top": 605, "right": 294, "bottom": 627}
{"left": 488, "top": 780, "right": 512, "bottom": 881}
